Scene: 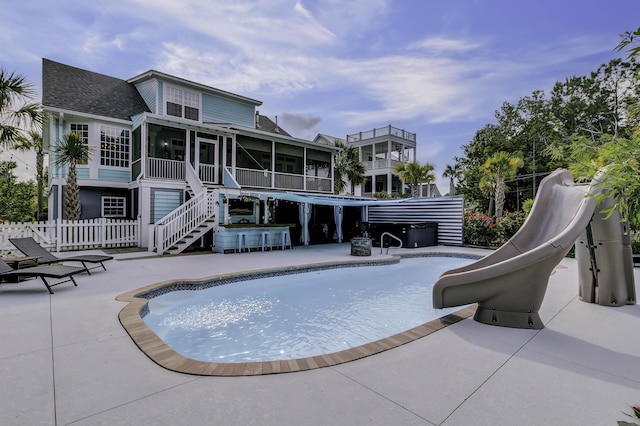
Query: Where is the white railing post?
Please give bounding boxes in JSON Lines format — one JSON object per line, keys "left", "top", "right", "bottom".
{"left": 1, "top": 218, "right": 140, "bottom": 253}
{"left": 100, "top": 217, "right": 106, "bottom": 247}
{"left": 56, "top": 218, "right": 62, "bottom": 252}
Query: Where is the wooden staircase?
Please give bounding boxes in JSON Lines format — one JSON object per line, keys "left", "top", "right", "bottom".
{"left": 152, "top": 163, "right": 219, "bottom": 255}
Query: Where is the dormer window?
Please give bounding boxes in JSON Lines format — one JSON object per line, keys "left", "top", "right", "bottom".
{"left": 165, "top": 85, "right": 200, "bottom": 121}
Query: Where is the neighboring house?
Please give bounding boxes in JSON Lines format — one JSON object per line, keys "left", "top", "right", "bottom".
{"left": 42, "top": 59, "right": 338, "bottom": 252}
{"left": 346, "top": 126, "right": 417, "bottom": 197}
{"left": 418, "top": 183, "right": 442, "bottom": 198}
{"left": 319, "top": 126, "right": 418, "bottom": 197}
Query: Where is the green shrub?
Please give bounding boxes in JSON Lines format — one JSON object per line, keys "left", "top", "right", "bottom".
{"left": 499, "top": 210, "right": 526, "bottom": 242}
{"left": 464, "top": 213, "right": 501, "bottom": 246}
{"left": 463, "top": 211, "right": 526, "bottom": 247}
{"left": 373, "top": 191, "right": 392, "bottom": 199}
{"left": 632, "top": 231, "right": 640, "bottom": 254}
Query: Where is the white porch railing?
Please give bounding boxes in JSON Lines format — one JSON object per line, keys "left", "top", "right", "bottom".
{"left": 306, "top": 176, "right": 332, "bottom": 192}
{"left": 347, "top": 125, "right": 416, "bottom": 142}
{"left": 147, "top": 158, "right": 185, "bottom": 180}
{"left": 235, "top": 167, "right": 271, "bottom": 188}
{"left": 199, "top": 164, "right": 217, "bottom": 184}
{"left": 362, "top": 159, "right": 404, "bottom": 171}
{"left": 374, "top": 159, "right": 389, "bottom": 169}
{"left": 275, "top": 172, "right": 304, "bottom": 190}
{"left": 0, "top": 218, "right": 140, "bottom": 254}
{"left": 152, "top": 190, "right": 216, "bottom": 254}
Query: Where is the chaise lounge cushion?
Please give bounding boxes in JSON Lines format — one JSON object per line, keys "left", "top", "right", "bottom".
{"left": 0, "top": 258, "right": 86, "bottom": 294}
{"left": 9, "top": 237, "right": 113, "bottom": 275}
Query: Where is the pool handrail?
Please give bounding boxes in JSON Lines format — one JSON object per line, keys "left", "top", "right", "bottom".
{"left": 380, "top": 232, "right": 403, "bottom": 254}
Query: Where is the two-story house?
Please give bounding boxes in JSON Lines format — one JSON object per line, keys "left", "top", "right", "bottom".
{"left": 347, "top": 126, "right": 417, "bottom": 197}
{"left": 316, "top": 126, "right": 419, "bottom": 197}
{"left": 42, "top": 59, "right": 339, "bottom": 253}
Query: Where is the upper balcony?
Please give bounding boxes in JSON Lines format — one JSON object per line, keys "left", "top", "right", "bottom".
{"left": 347, "top": 125, "right": 416, "bottom": 143}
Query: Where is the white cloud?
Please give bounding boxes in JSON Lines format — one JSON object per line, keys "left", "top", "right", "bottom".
{"left": 157, "top": 43, "right": 324, "bottom": 95}
{"left": 299, "top": 0, "right": 389, "bottom": 38}
{"left": 128, "top": 0, "right": 336, "bottom": 52}
{"left": 408, "top": 37, "right": 482, "bottom": 53}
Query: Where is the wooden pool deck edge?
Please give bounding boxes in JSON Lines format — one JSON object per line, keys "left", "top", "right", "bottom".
{"left": 116, "top": 254, "right": 479, "bottom": 376}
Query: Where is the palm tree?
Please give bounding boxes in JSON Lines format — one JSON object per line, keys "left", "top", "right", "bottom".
{"left": 0, "top": 68, "right": 41, "bottom": 149}
{"left": 442, "top": 164, "right": 460, "bottom": 196}
{"left": 483, "top": 151, "right": 524, "bottom": 218}
{"left": 14, "top": 131, "right": 45, "bottom": 220}
{"left": 54, "top": 132, "right": 93, "bottom": 220}
{"left": 333, "top": 142, "right": 365, "bottom": 194}
{"left": 393, "top": 161, "right": 435, "bottom": 197}
{"left": 479, "top": 173, "right": 497, "bottom": 216}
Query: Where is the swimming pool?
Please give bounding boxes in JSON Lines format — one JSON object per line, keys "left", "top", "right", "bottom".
{"left": 135, "top": 255, "right": 475, "bottom": 367}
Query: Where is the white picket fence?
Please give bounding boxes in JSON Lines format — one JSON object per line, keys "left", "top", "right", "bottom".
{"left": 0, "top": 218, "right": 140, "bottom": 254}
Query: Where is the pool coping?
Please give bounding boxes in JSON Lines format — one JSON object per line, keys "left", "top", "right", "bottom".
{"left": 116, "top": 253, "right": 481, "bottom": 376}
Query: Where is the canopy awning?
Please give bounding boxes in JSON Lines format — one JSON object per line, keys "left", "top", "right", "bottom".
{"left": 238, "top": 190, "right": 413, "bottom": 207}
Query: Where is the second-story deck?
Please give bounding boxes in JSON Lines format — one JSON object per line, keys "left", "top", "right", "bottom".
{"left": 347, "top": 125, "right": 416, "bottom": 143}
{"left": 131, "top": 158, "right": 333, "bottom": 193}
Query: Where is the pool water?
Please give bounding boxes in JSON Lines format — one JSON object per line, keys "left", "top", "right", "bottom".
{"left": 143, "top": 256, "right": 473, "bottom": 363}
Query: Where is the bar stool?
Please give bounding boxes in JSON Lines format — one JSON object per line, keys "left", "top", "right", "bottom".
{"left": 236, "top": 232, "right": 249, "bottom": 253}
{"left": 281, "top": 229, "right": 292, "bottom": 251}
{"left": 260, "top": 231, "right": 272, "bottom": 252}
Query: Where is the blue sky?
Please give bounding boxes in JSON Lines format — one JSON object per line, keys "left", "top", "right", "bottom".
{"left": 1, "top": 0, "right": 638, "bottom": 191}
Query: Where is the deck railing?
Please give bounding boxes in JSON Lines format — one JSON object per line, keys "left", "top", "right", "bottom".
{"left": 151, "top": 190, "right": 216, "bottom": 254}
{"left": 235, "top": 168, "right": 332, "bottom": 193}
{"left": 347, "top": 125, "right": 416, "bottom": 143}
{"left": 0, "top": 218, "right": 140, "bottom": 254}
{"left": 199, "top": 164, "right": 217, "bottom": 184}
{"left": 147, "top": 158, "right": 185, "bottom": 180}
{"left": 235, "top": 167, "right": 272, "bottom": 188}
{"left": 274, "top": 172, "right": 304, "bottom": 190}
{"left": 305, "top": 176, "right": 332, "bottom": 192}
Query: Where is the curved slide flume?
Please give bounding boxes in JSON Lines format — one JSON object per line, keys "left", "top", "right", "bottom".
{"left": 432, "top": 169, "right": 601, "bottom": 329}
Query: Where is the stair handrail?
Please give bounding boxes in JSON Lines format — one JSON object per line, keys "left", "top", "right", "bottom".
{"left": 380, "top": 232, "right": 403, "bottom": 254}
{"left": 154, "top": 190, "right": 216, "bottom": 254}
{"left": 185, "top": 161, "right": 205, "bottom": 195}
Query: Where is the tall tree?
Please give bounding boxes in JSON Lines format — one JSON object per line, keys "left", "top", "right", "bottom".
{"left": 556, "top": 27, "right": 640, "bottom": 228}
{"left": 14, "top": 131, "right": 45, "bottom": 220}
{"left": 392, "top": 161, "right": 435, "bottom": 197}
{"left": 483, "top": 152, "right": 523, "bottom": 218}
{"left": 54, "top": 132, "right": 93, "bottom": 220}
{"left": 442, "top": 163, "right": 460, "bottom": 195}
{"left": 0, "top": 160, "right": 37, "bottom": 222}
{"left": 0, "top": 68, "right": 41, "bottom": 148}
{"left": 333, "top": 142, "right": 365, "bottom": 194}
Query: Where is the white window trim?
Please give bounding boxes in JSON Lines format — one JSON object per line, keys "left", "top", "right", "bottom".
{"left": 101, "top": 196, "right": 126, "bottom": 218}
{"left": 164, "top": 84, "right": 201, "bottom": 122}
{"left": 69, "top": 123, "right": 90, "bottom": 165}
{"left": 100, "top": 125, "right": 130, "bottom": 168}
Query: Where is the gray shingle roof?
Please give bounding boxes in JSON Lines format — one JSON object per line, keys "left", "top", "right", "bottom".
{"left": 256, "top": 114, "right": 291, "bottom": 136}
{"left": 42, "top": 58, "right": 150, "bottom": 121}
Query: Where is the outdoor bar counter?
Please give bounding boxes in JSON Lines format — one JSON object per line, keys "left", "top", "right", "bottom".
{"left": 213, "top": 224, "right": 294, "bottom": 253}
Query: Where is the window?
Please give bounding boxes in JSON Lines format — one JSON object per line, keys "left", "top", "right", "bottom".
{"left": 102, "top": 196, "right": 126, "bottom": 217}
{"left": 70, "top": 123, "right": 89, "bottom": 165}
{"left": 100, "top": 126, "right": 130, "bottom": 167}
{"left": 165, "top": 86, "right": 199, "bottom": 121}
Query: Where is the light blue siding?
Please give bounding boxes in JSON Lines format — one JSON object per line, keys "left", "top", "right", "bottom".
{"left": 158, "top": 81, "right": 164, "bottom": 115}
{"left": 77, "top": 168, "right": 90, "bottom": 179}
{"left": 135, "top": 79, "right": 157, "bottom": 113}
{"left": 202, "top": 93, "right": 254, "bottom": 127}
{"left": 151, "top": 189, "right": 182, "bottom": 223}
{"left": 98, "top": 168, "right": 131, "bottom": 182}
{"left": 131, "top": 113, "right": 145, "bottom": 131}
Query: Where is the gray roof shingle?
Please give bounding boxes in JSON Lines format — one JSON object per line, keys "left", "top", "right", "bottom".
{"left": 256, "top": 114, "right": 291, "bottom": 136}
{"left": 42, "top": 58, "right": 150, "bottom": 121}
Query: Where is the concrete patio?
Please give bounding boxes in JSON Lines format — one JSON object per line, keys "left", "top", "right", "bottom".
{"left": 1, "top": 243, "right": 639, "bottom": 425}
